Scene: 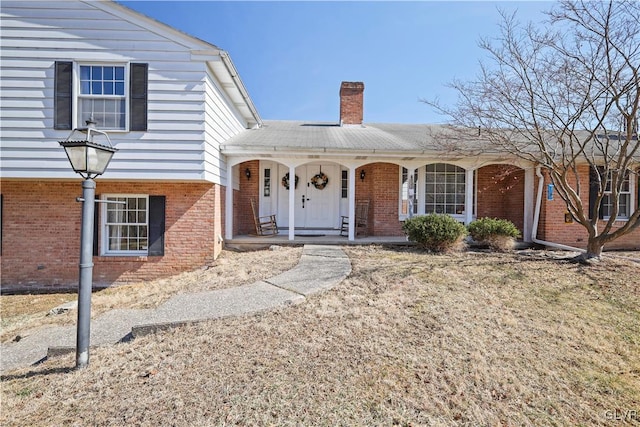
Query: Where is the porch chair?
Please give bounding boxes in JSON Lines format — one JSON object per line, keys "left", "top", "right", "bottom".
{"left": 250, "top": 199, "right": 278, "bottom": 236}
{"left": 340, "top": 199, "right": 370, "bottom": 237}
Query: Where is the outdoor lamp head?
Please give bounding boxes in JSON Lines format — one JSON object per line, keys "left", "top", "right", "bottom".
{"left": 59, "top": 122, "right": 118, "bottom": 179}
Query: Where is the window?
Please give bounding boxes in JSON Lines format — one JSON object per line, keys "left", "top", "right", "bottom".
{"left": 104, "top": 195, "right": 148, "bottom": 254}
{"left": 78, "top": 65, "right": 126, "bottom": 130}
{"left": 54, "top": 61, "right": 147, "bottom": 131}
{"left": 341, "top": 170, "right": 348, "bottom": 198}
{"left": 264, "top": 168, "right": 271, "bottom": 197}
{"left": 602, "top": 170, "right": 632, "bottom": 219}
{"left": 424, "top": 163, "right": 466, "bottom": 215}
{"left": 401, "top": 168, "right": 418, "bottom": 216}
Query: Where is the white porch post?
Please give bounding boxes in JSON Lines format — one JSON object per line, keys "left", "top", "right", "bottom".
{"left": 407, "top": 168, "right": 416, "bottom": 218}
{"left": 348, "top": 167, "right": 356, "bottom": 241}
{"left": 288, "top": 165, "right": 296, "bottom": 241}
{"left": 225, "top": 162, "right": 234, "bottom": 240}
{"left": 465, "top": 168, "right": 475, "bottom": 225}
{"left": 523, "top": 167, "right": 534, "bottom": 242}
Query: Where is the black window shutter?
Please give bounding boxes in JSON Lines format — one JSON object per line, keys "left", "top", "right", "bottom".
{"left": 54, "top": 61, "right": 73, "bottom": 130}
{"left": 589, "top": 166, "right": 604, "bottom": 220}
{"left": 129, "top": 63, "right": 148, "bottom": 131}
{"left": 148, "top": 196, "right": 165, "bottom": 256}
{"left": 93, "top": 195, "right": 100, "bottom": 256}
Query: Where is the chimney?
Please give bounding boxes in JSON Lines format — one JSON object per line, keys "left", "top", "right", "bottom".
{"left": 339, "top": 81, "right": 364, "bottom": 125}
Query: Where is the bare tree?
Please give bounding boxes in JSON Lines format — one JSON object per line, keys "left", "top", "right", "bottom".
{"left": 428, "top": 0, "right": 640, "bottom": 260}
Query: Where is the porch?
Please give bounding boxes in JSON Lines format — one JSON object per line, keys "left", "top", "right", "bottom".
{"left": 225, "top": 233, "right": 413, "bottom": 251}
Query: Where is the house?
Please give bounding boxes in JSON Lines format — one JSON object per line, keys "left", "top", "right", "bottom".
{"left": 0, "top": 0, "right": 260, "bottom": 291}
{"left": 223, "top": 82, "right": 639, "bottom": 252}
{"left": 1, "top": 1, "right": 638, "bottom": 292}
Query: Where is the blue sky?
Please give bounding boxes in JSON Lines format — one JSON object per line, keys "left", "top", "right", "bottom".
{"left": 120, "top": 1, "right": 551, "bottom": 124}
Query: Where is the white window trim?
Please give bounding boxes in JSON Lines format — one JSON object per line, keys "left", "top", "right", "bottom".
{"left": 101, "top": 194, "right": 149, "bottom": 256}
{"left": 398, "top": 167, "right": 419, "bottom": 221}
{"left": 603, "top": 171, "right": 634, "bottom": 221}
{"left": 74, "top": 62, "right": 130, "bottom": 132}
{"left": 398, "top": 164, "right": 469, "bottom": 223}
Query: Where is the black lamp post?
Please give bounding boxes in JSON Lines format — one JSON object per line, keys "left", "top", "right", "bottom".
{"left": 59, "top": 119, "right": 117, "bottom": 369}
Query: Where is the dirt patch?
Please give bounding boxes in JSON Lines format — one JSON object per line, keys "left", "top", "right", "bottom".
{"left": 1, "top": 247, "right": 639, "bottom": 426}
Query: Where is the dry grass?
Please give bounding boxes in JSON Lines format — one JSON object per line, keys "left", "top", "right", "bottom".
{"left": 2, "top": 246, "right": 639, "bottom": 426}
{"left": 0, "top": 246, "right": 303, "bottom": 343}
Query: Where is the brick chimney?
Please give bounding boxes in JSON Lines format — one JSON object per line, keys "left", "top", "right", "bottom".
{"left": 339, "top": 81, "right": 364, "bottom": 125}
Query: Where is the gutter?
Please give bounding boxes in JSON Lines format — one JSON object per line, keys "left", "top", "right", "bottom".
{"left": 531, "top": 166, "right": 586, "bottom": 253}
{"left": 219, "top": 51, "right": 263, "bottom": 128}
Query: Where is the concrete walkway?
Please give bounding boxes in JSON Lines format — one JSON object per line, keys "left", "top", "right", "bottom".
{"left": 1, "top": 245, "right": 351, "bottom": 374}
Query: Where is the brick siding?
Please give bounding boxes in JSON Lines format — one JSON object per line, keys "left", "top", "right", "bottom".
{"left": 0, "top": 180, "right": 224, "bottom": 292}
{"left": 476, "top": 165, "right": 525, "bottom": 235}
{"left": 537, "top": 166, "right": 640, "bottom": 250}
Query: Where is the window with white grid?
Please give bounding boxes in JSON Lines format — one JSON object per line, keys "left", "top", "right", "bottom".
{"left": 78, "top": 65, "right": 126, "bottom": 130}
{"left": 104, "top": 195, "right": 148, "bottom": 254}
{"left": 424, "top": 163, "right": 466, "bottom": 215}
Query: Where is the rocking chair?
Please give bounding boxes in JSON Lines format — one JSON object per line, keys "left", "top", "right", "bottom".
{"left": 250, "top": 199, "right": 278, "bottom": 236}
{"left": 340, "top": 200, "right": 370, "bottom": 237}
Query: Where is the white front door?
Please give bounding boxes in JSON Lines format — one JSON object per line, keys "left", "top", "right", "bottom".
{"left": 277, "top": 164, "right": 339, "bottom": 229}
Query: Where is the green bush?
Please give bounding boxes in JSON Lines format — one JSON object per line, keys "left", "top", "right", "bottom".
{"left": 402, "top": 214, "right": 468, "bottom": 253}
{"left": 467, "top": 217, "right": 521, "bottom": 251}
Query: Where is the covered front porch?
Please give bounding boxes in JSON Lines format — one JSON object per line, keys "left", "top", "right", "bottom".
{"left": 223, "top": 157, "right": 537, "bottom": 245}
{"left": 224, "top": 233, "right": 413, "bottom": 251}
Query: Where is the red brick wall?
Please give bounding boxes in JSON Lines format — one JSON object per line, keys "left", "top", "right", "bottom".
{"left": 0, "top": 180, "right": 223, "bottom": 291}
{"left": 352, "top": 163, "right": 404, "bottom": 236}
{"left": 476, "top": 165, "right": 525, "bottom": 235}
{"left": 234, "top": 160, "right": 260, "bottom": 235}
{"left": 537, "top": 166, "right": 640, "bottom": 250}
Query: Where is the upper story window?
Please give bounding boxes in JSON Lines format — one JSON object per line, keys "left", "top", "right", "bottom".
{"left": 54, "top": 61, "right": 148, "bottom": 132}
{"left": 79, "top": 65, "right": 126, "bottom": 130}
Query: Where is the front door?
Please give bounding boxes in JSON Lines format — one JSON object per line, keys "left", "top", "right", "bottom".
{"left": 277, "top": 164, "right": 339, "bottom": 229}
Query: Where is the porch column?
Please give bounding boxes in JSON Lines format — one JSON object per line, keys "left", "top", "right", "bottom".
{"left": 465, "top": 168, "right": 474, "bottom": 225}
{"left": 348, "top": 167, "right": 356, "bottom": 241}
{"left": 225, "top": 162, "right": 234, "bottom": 240}
{"left": 288, "top": 165, "right": 296, "bottom": 241}
{"left": 523, "top": 167, "right": 534, "bottom": 242}
{"left": 407, "top": 168, "right": 416, "bottom": 219}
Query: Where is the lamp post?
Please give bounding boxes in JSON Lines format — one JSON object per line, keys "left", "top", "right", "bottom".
{"left": 59, "top": 119, "right": 117, "bottom": 369}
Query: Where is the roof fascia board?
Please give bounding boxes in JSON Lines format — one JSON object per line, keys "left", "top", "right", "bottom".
{"left": 97, "top": 0, "right": 221, "bottom": 53}
{"left": 218, "top": 51, "right": 262, "bottom": 127}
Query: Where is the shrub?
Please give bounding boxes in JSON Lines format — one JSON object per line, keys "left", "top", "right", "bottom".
{"left": 402, "top": 214, "right": 468, "bottom": 253}
{"left": 468, "top": 217, "right": 521, "bottom": 251}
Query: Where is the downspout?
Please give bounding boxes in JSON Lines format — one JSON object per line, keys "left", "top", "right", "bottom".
{"left": 531, "top": 166, "right": 586, "bottom": 253}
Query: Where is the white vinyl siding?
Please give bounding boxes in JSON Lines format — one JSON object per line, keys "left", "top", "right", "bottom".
{"left": 0, "top": 1, "right": 250, "bottom": 183}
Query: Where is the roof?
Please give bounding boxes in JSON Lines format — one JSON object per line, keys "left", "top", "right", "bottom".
{"left": 221, "top": 120, "right": 491, "bottom": 155}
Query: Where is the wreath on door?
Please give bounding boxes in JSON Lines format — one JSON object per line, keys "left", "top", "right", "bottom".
{"left": 281, "top": 173, "right": 299, "bottom": 190}
{"left": 311, "top": 172, "right": 329, "bottom": 190}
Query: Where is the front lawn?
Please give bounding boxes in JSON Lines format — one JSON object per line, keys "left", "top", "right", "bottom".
{"left": 2, "top": 247, "right": 638, "bottom": 426}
